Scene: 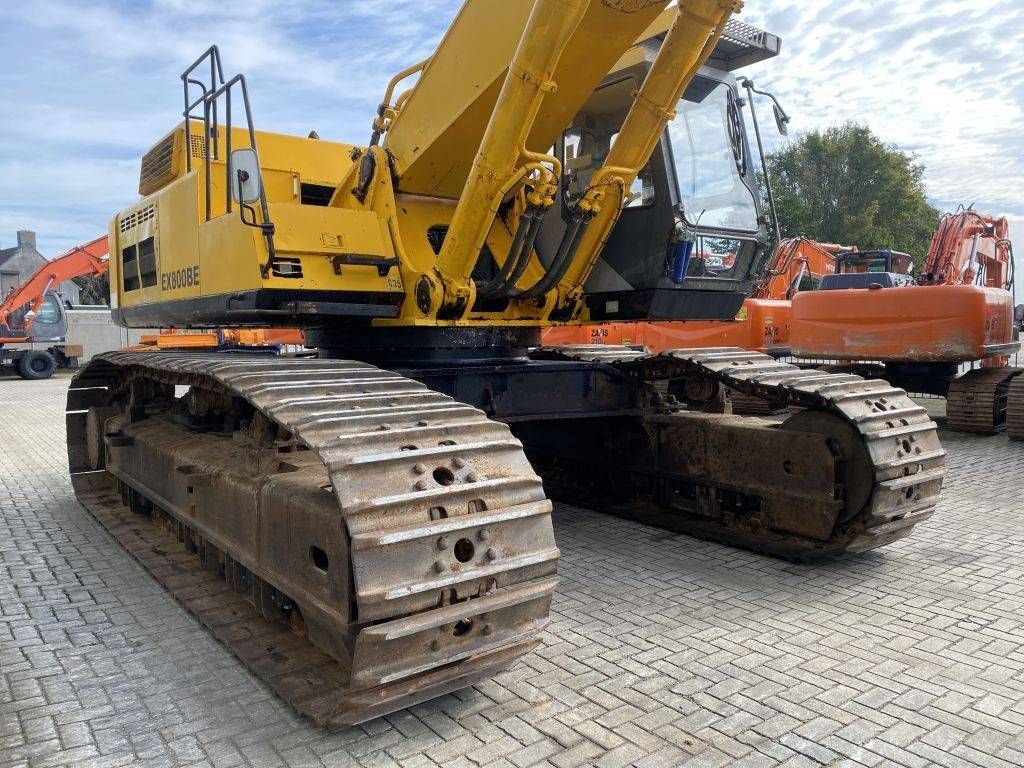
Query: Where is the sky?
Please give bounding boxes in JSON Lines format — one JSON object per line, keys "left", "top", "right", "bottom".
{"left": 1, "top": 0, "right": 1021, "bottom": 263}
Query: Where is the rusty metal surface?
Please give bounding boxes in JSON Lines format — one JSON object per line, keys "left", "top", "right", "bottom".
{"left": 534, "top": 345, "right": 947, "bottom": 558}
{"left": 946, "top": 367, "right": 1023, "bottom": 434}
{"left": 1008, "top": 375, "right": 1024, "bottom": 441}
{"left": 65, "top": 352, "right": 558, "bottom": 725}
{"left": 728, "top": 389, "right": 787, "bottom": 415}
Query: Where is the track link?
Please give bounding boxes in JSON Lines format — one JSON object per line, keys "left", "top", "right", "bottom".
{"left": 535, "top": 345, "right": 947, "bottom": 558}
{"left": 66, "top": 352, "right": 557, "bottom": 725}
{"left": 1007, "top": 375, "right": 1024, "bottom": 441}
{"left": 946, "top": 367, "right": 1023, "bottom": 434}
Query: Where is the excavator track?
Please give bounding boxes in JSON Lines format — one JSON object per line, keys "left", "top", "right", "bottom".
{"left": 1007, "top": 374, "right": 1024, "bottom": 441}
{"left": 946, "top": 367, "right": 1023, "bottom": 434}
{"left": 728, "top": 390, "right": 788, "bottom": 415}
{"left": 66, "top": 352, "right": 557, "bottom": 725}
{"left": 533, "top": 345, "right": 946, "bottom": 559}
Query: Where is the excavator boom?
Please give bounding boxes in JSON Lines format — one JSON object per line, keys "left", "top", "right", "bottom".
{"left": 920, "top": 210, "right": 1012, "bottom": 289}
{"left": 752, "top": 238, "right": 851, "bottom": 300}
{"left": 385, "top": 2, "right": 664, "bottom": 199}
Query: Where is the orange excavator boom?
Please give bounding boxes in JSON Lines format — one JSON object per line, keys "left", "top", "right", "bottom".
{"left": 919, "top": 210, "right": 1012, "bottom": 289}
{"left": 0, "top": 235, "right": 109, "bottom": 338}
{"left": 752, "top": 237, "right": 853, "bottom": 300}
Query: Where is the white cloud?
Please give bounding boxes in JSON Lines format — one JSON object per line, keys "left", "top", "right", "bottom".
{"left": 1, "top": 0, "right": 1021, "bottom": 272}
{"left": 737, "top": 0, "right": 1024, "bottom": 218}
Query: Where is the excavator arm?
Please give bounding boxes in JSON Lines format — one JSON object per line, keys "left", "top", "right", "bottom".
{"left": 0, "top": 235, "right": 109, "bottom": 338}
{"left": 751, "top": 238, "right": 853, "bottom": 300}
{"left": 920, "top": 210, "right": 1012, "bottom": 289}
{"left": 377, "top": 0, "right": 740, "bottom": 317}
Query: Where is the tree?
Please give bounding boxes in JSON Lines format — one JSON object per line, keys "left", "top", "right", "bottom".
{"left": 72, "top": 273, "right": 110, "bottom": 305}
{"left": 765, "top": 122, "right": 939, "bottom": 270}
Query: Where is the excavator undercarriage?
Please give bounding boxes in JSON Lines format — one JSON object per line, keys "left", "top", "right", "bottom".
{"left": 1008, "top": 375, "right": 1024, "bottom": 440}
{"left": 67, "top": 341, "right": 945, "bottom": 722}
{"left": 520, "top": 345, "right": 944, "bottom": 557}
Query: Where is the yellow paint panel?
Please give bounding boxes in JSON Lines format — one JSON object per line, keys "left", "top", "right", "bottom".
{"left": 151, "top": 173, "right": 201, "bottom": 300}
{"left": 271, "top": 204, "right": 389, "bottom": 258}
{"left": 198, "top": 212, "right": 265, "bottom": 297}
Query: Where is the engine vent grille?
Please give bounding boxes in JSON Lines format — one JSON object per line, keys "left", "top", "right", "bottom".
{"left": 189, "top": 133, "right": 207, "bottom": 159}
{"left": 138, "top": 132, "right": 177, "bottom": 196}
{"left": 119, "top": 205, "right": 156, "bottom": 234}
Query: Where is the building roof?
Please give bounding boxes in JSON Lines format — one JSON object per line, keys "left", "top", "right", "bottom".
{"left": 0, "top": 246, "right": 18, "bottom": 268}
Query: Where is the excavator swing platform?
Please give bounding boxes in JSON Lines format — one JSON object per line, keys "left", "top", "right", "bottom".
{"left": 67, "top": 0, "right": 946, "bottom": 725}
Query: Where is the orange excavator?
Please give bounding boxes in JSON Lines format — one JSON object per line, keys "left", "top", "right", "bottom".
{"left": 791, "top": 209, "right": 1020, "bottom": 434}
{"left": 0, "top": 235, "right": 109, "bottom": 379}
{"left": 543, "top": 236, "right": 851, "bottom": 355}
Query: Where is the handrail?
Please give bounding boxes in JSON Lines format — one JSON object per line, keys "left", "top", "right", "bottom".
{"left": 181, "top": 46, "right": 225, "bottom": 174}
{"left": 179, "top": 48, "right": 276, "bottom": 274}
{"left": 369, "top": 56, "right": 430, "bottom": 146}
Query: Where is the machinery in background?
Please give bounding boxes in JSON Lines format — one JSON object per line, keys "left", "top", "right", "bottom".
{"left": 1, "top": 235, "right": 109, "bottom": 379}
{"left": 66, "top": 2, "right": 945, "bottom": 725}
{"left": 544, "top": 236, "right": 851, "bottom": 355}
{"left": 542, "top": 72, "right": 846, "bottom": 360}
{"left": 792, "top": 209, "right": 1019, "bottom": 434}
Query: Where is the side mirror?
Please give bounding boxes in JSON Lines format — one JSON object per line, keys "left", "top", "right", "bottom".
{"left": 773, "top": 103, "right": 790, "bottom": 136}
{"left": 229, "top": 148, "right": 262, "bottom": 204}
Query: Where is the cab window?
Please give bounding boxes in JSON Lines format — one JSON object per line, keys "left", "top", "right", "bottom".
{"left": 36, "top": 294, "right": 62, "bottom": 324}
{"left": 563, "top": 78, "right": 655, "bottom": 210}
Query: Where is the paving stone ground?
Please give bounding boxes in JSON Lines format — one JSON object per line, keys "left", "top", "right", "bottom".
{"left": 2, "top": 373, "right": 1024, "bottom": 768}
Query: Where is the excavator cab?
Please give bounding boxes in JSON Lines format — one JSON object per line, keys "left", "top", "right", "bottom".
{"left": 819, "top": 250, "right": 916, "bottom": 290}
{"left": 1, "top": 293, "right": 68, "bottom": 340}
{"left": 546, "top": 19, "right": 780, "bottom": 322}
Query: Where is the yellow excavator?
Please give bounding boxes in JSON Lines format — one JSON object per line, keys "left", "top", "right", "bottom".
{"left": 66, "top": 1, "right": 946, "bottom": 725}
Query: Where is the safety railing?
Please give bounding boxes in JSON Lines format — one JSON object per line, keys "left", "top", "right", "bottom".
{"left": 181, "top": 46, "right": 276, "bottom": 274}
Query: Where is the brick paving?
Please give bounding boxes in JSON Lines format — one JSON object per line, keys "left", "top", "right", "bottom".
{"left": 2, "top": 374, "right": 1024, "bottom": 767}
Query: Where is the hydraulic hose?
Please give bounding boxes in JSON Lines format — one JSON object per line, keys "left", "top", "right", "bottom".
{"left": 511, "top": 212, "right": 589, "bottom": 301}
{"left": 488, "top": 208, "right": 546, "bottom": 298}
{"left": 474, "top": 207, "right": 538, "bottom": 298}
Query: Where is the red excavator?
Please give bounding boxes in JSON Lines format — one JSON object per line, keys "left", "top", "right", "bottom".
{"left": 0, "top": 235, "right": 109, "bottom": 379}
{"left": 543, "top": 236, "right": 850, "bottom": 355}
{"left": 791, "top": 209, "right": 1020, "bottom": 434}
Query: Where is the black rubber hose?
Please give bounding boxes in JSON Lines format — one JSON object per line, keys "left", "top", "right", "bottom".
{"left": 489, "top": 208, "right": 545, "bottom": 298}
{"left": 512, "top": 213, "right": 589, "bottom": 301}
{"left": 475, "top": 208, "right": 538, "bottom": 298}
